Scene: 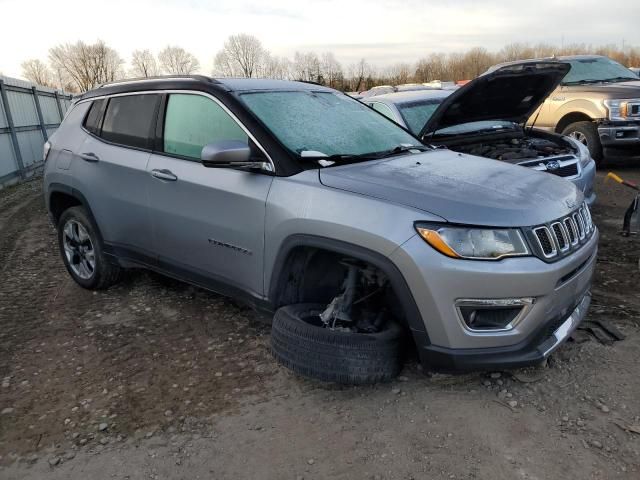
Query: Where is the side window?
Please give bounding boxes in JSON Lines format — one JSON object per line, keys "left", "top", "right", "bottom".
{"left": 83, "top": 99, "right": 106, "bottom": 136}
{"left": 101, "top": 94, "right": 159, "bottom": 149}
{"left": 163, "top": 94, "right": 248, "bottom": 160}
{"left": 371, "top": 102, "right": 397, "bottom": 122}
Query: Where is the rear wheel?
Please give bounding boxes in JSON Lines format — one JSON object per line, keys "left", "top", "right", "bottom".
{"left": 57, "top": 206, "right": 121, "bottom": 290}
{"left": 562, "top": 121, "right": 603, "bottom": 166}
{"left": 270, "top": 303, "right": 405, "bottom": 385}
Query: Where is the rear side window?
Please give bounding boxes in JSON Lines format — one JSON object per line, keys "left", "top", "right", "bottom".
{"left": 163, "top": 94, "right": 248, "bottom": 160}
{"left": 101, "top": 95, "right": 159, "bottom": 149}
{"left": 83, "top": 99, "right": 106, "bottom": 135}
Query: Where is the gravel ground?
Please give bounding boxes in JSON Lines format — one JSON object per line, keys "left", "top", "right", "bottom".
{"left": 1, "top": 164, "right": 639, "bottom": 479}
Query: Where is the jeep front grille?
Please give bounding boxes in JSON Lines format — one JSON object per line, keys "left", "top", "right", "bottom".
{"left": 533, "top": 227, "right": 556, "bottom": 258}
{"left": 530, "top": 202, "right": 594, "bottom": 261}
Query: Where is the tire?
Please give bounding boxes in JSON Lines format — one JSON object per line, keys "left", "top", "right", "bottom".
{"left": 57, "top": 206, "right": 121, "bottom": 290}
{"left": 270, "top": 303, "right": 405, "bottom": 385}
{"left": 562, "top": 121, "right": 604, "bottom": 165}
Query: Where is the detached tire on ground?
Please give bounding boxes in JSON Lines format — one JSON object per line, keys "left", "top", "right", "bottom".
{"left": 270, "top": 303, "right": 405, "bottom": 385}
{"left": 562, "top": 121, "right": 604, "bottom": 165}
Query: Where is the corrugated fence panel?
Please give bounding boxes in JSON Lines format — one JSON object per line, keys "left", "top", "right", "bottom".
{"left": 0, "top": 75, "right": 72, "bottom": 186}
{"left": 0, "top": 134, "right": 17, "bottom": 178}
{"left": 6, "top": 90, "right": 38, "bottom": 127}
{"left": 0, "top": 94, "right": 7, "bottom": 128}
{"left": 40, "top": 95, "right": 61, "bottom": 124}
{"left": 17, "top": 130, "right": 44, "bottom": 168}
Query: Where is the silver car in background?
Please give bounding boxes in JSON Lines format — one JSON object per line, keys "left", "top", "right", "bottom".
{"left": 362, "top": 62, "right": 597, "bottom": 205}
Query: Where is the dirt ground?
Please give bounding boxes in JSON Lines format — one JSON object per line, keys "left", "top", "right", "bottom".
{"left": 1, "top": 161, "right": 639, "bottom": 480}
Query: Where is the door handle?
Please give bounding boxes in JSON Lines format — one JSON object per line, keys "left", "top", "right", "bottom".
{"left": 80, "top": 152, "right": 100, "bottom": 162}
{"left": 151, "top": 169, "right": 178, "bottom": 181}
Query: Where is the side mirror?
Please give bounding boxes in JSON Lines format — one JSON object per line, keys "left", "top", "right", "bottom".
{"left": 201, "top": 140, "right": 270, "bottom": 171}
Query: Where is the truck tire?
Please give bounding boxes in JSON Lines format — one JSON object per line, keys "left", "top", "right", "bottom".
{"left": 270, "top": 303, "right": 404, "bottom": 384}
{"left": 58, "top": 206, "right": 122, "bottom": 290}
{"left": 562, "top": 121, "right": 604, "bottom": 165}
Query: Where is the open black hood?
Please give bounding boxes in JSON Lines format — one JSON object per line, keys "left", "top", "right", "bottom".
{"left": 419, "top": 61, "right": 571, "bottom": 139}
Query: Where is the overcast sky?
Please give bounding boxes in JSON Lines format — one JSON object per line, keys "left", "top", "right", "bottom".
{"left": 1, "top": 0, "right": 639, "bottom": 78}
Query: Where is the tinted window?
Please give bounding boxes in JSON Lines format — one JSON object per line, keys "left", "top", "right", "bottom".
{"left": 239, "top": 91, "right": 419, "bottom": 158}
{"left": 101, "top": 95, "right": 159, "bottom": 149}
{"left": 83, "top": 99, "right": 106, "bottom": 135}
{"left": 163, "top": 94, "right": 248, "bottom": 160}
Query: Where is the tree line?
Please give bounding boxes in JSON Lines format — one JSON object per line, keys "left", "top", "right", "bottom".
{"left": 20, "top": 35, "right": 640, "bottom": 93}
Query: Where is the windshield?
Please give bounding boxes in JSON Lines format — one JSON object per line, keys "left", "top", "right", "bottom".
{"left": 433, "top": 120, "right": 517, "bottom": 137}
{"left": 563, "top": 57, "right": 637, "bottom": 84}
{"left": 397, "top": 100, "right": 444, "bottom": 135}
{"left": 239, "top": 91, "right": 420, "bottom": 158}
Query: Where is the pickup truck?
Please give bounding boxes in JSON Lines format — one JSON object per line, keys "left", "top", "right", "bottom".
{"left": 490, "top": 55, "right": 640, "bottom": 164}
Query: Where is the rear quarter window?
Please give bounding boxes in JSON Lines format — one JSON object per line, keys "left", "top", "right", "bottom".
{"left": 83, "top": 99, "right": 107, "bottom": 135}
{"left": 101, "top": 94, "right": 159, "bottom": 149}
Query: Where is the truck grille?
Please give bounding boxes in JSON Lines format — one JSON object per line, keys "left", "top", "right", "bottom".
{"left": 530, "top": 203, "right": 594, "bottom": 261}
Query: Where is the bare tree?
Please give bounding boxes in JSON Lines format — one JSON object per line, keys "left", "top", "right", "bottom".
{"left": 384, "top": 62, "right": 412, "bottom": 85}
{"left": 214, "top": 34, "right": 264, "bottom": 78}
{"left": 321, "top": 52, "right": 343, "bottom": 88}
{"left": 159, "top": 46, "right": 200, "bottom": 75}
{"left": 21, "top": 59, "right": 54, "bottom": 87}
{"left": 347, "top": 59, "right": 372, "bottom": 91}
{"left": 49, "top": 40, "right": 124, "bottom": 92}
{"left": 293, "top": 52, "right": 321, "bottom": 82}
{"left": 130, "top": 50, "right": 159, "bottom": 77}
{"left": 259, "top": 53, "right": 291, "bottom": 79}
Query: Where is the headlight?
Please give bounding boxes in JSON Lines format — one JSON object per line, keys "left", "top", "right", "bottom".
{"left": 415, "top": 224, "right": 530, "bottom": 260}
{"left": 603, "top": 98, "right": 640, "bottom": 121}
{"left": 566, "top": 136, "right": 592, "bottom": 168}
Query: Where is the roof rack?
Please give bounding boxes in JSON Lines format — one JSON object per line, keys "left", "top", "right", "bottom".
{"left": 98, "top": 75, "right": 216, "bottom": 88}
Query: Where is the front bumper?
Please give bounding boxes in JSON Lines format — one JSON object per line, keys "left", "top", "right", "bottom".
{"left": 391, "top": 227, "right": 598, "bottom": 371}
{"left": 419, "top": 292, "right": 590, "bottom": 371}
{"left": 598, "top": 122, "right": 640, "bottom": 148}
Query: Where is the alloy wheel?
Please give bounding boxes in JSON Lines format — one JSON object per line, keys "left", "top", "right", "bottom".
{"left": 62, "top": 220, "right": 96, "bottom": 280}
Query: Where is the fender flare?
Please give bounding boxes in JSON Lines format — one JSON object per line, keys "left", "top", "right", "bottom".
{"left": 47, "top": 183, "right": 102, "bottom": 236}
{"left": 267, "top": 234, "right": 430, "bottom": 345}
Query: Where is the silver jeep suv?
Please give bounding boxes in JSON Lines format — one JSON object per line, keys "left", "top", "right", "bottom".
{"left": 43, "top": 75, "right": 598, "bottom": 383}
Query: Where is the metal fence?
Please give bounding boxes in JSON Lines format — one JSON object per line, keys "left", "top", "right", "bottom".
{"left": 0, "top": 76, "right": 73, "bottom": 188}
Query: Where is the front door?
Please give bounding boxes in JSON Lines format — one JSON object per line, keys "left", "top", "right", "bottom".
{"left": 147, "top": 92, "right": 273, "bottom": 299}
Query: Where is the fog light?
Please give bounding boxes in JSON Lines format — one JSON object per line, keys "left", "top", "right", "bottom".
{"left": 455, "top": 298, "right": 535, "bottom": 332}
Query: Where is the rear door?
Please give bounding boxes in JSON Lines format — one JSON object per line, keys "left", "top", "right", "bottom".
{"left": 146, "top": 92, "right": 274, "bottom": 298}
{"left": 73, "top": 93, "right": 160, "bottom": 260}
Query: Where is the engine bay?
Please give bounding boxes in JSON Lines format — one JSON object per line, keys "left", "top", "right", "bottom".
{"left": 443, "top": 132, "right": 576, "bottom": 164}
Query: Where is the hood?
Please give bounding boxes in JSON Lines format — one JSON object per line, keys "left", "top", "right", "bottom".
{"left": 319, "top": 150, "right": 582, "bottom": 227}
{"left": 561, "top": 80, "right": 640, "bottom": 96}
{"left": 420, "top": 61, "right": 571, "bottom": 138}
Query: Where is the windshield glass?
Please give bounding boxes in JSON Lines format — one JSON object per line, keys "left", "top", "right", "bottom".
{"left": 397, "top": 100, "right": 444, "bottom": 135}
{"left": 563, "top": 57, "right": 637, "bottom": 84}
{"left": 239, "top": 91, "right": 420, "bottom": 157}
{"left": 434, "top": 120, "right": 516, "bottom": 137}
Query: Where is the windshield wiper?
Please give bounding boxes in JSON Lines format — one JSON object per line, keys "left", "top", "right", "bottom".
{"left": 603, "top": 76, "right": 638, "bottom": 83}
{"left": 375, "top": 144, "right": 431, "bottom": 159}
{"left": 299, "top": 145, "right": 429, "bottom": 165}
{"left": 562, "top": 79, "right": 606, "bottom": 85}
